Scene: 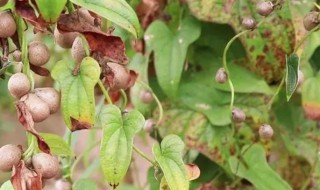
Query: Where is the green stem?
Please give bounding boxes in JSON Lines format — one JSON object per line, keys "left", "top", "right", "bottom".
{"left": 70, "top": 141, "right": 100, "bottom": 180}
{"left": 136, "top": 79, "right": 163, "bottom": 127}
{"left": 98, "top": 80, "right": 113, "bottom": 105}
{"left": 267, "top": 76, "right": 285, "bottom": 110}
{"left": 66, "top": 0, "right": 75, "bottom": 13}
{"left": 120, "top": 89, "right": 128, "bottom": 111}
{"left": 132, "top": 145, "right": 156, "bottom": 166}
{"left": 22, "top": 133, "right": 37, "bottom": 160}
{"left": 294, "top": 25, "right": 320, "bottom": 54}
{"left": 80, "top": 35, "right": 90, "bottom": 56}
{"left": 222, "top": 30, "right": 249, "bottom": 110}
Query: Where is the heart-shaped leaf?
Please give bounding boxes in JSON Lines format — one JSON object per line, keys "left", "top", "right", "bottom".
{"left": 99, "top": 105, "right": 145, "bottom": 188}
{"left": 40, "top": 133, "right": 74, "bottom": 157}
{"left": 35, "top": 0, "right": 67, "bottom": 23}
{"left": 51, "top": 57, "right": 101, "bottom": 131}
{"left": 153, "top": 135, "right": 189, "bottom": 190}
{"left": 229, "top": 144, "right": 292, "bottom": 190}
{"left": 71, "top": 0, "right": 140, "bottom": 38}
{"left": 301, "top": 75, "right": 320, "bottom": 120}
{"left": 286, "top": 53, "right": 300, "bottom": 101}
{"left": 145, "top": 16, "right": 201, "bottom": 99}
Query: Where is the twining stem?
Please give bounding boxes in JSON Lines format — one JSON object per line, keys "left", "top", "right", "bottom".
{"left": 223, "top": 30, "right": 249, "bottom": 110}
{"left": 136, "top": 79, "right": 163, "bottom": 127}
{"left": 267, "top": 25, "right": 319, "bottom": 110}
{"left": 132, "top": 145, "right": 156, "bottom": 166}
{"left": 294, "top": 25, "right": 320, "bottom": 54}
{"left": 70, "top": 141, "right": 101, "bottom": 179}
{"left": 222, "top": 20, "right": 266, "bottom": 111}
{"left": 120, "top": 89, "right": 128, "bottom": 111}
{"left": 267, "top": 76, "right": 285, "bottom": 110}
{"left": 98, "top": 80, "right": 113, "bottom": 105}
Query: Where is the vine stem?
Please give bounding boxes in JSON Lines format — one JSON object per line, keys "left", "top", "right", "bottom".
{"left": 223, "top": 30, "right": 249, "bottom": 110}
{"left": 294, "top": 25, "right": 320, "bottom": 54}
{"left": 66, "top": 0, "right": 75, "bottom": 13}
{"left": 119, "top": 89, "right": 128, "bottom": 111}
{"left": 132, "top": 145, "right": 156, "bottom": 166}
{"left": 98, "top": 80, "right": 113, "bottom": 105}
{"left": 70, "top": 141, "right": 101, "bottom": 180}
{"left": 136, "top": 79, "right": 163, "bottom": 127}
{"left": 22, "top": 133, "right": 37, "bottom": 160}
{"left": 266, "top": 76, "right": 285, "bottom": 110}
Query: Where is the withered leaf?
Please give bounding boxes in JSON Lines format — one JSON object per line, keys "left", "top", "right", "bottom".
{"left": 30, "top": 64, "right": 50, "bottom": 76}
{"left": 57, "top": 12, "right": 128, "bottom": 64}
{"left": 15, "top": 0, "right": 50, "bottom": 32}
{"left": 70, "top": 117, "right": 91, "bottom": 131}
{"left": 11, "top": 161, "right": 42, "bottom": 190}
{"left": 16, "top": 101, "right": 50, "bottom": 154}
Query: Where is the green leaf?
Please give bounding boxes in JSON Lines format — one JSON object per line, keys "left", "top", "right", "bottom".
{"left": 301, "top": 75, "right": 320, "bottom": 120}
{"left": 35, "top": 0, "right": 67, "bottom": 23}
{"left": 286, "top": 53, "right": 300, "bottom": 101}
{"left": 99, "top": 105, "right": 145, "bottom": 188}
{"left": 229, "top": 144, "right": 292, "bottom": 190}
{"left": 71, "top": 0, "right": 140, "bottom": 38}
{"left": 40, "top": 133, "right": 74, "bottom": 157}
{"left": 145, "top": 16, "right": 201, "bottom": 99}
{"left": 0, "top": 181, "right": 13, "bottom": 190}
{"left": 153, "top": 135, "right": 189, "bottom": 190}
{"left": 73, "top": 178, "right": 99, "bottom": 190}
{"left": 51, "top": 57, "right": 101, "bottom": 131}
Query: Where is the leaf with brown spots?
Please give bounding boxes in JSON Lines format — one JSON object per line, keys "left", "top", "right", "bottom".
{"left": 15, "top": 101, "right": 50, "bottom": 154}
{"left": 57, "top": 12, "right": 128, "bottom": 64}
{"left": 11, "top": 161, "right": 42, "bottom": 190}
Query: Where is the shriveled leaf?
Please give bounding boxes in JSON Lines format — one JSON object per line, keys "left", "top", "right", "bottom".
{"left": 40, "top": 133, "right": 74, "bottom": 157}
{"left": 286, "top": 53, "right": 300, "bottom": 101}
{"left": 229, "top": 144, "right": 292, "bottom": 190}
{"left": 185, "top": 164, "right": 200, "bottom": 181}
{"left": 99, "top": 105, "right": 145, "bottom": 188}
{"left": 58, "top": 13, "right": 128, "bottom": 64}
{"left": 15, "top": 0, "right": 49, "bottom": 32}
{"left": 11, "top": 161, "right": 42, "bottom": 190}
{"left": 0, "top": 181, "right": 13, "bottom": 190}
{"left": 73, "top": 179, "right": 98, "bottom": 190}
{"left": 15, "top": 102, "right": 50, "bottom": 154}
{"left": 301, "top": 75, "right": 320, "bottom": 120}
{"left": 145, "top": 16, "right": 201, "bottom": 99}
{"left": 71, "top": 0, "right": 140, "bottom": 38}
{"left": 30, "top": 64, "right": 50, "bottom": 77}
{"left": 153, "top": 135, "right": 189, "bottom": 190}
{"left": 51, "top": 57, "right": 101, "bottom": 131}
{"left": 35, "top": 0, "right": 67, "bottom": 23}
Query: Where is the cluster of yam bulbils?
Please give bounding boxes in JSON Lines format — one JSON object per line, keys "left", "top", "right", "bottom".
{"left": 0, "top": 0, "right": 158, "bottom": 187}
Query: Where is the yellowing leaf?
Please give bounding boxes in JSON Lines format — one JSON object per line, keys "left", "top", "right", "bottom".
{"left": 99, "top": 105, "right": 145, "bottom": 188}
{"left": 51, "top": 57, "right": 101, "bottom": 131}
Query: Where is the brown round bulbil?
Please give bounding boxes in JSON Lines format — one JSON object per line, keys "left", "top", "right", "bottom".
{"left": 32, "top": 153, "right": 60, "bottom": 179}
{"left": 28, "top": 41, "right": 51, "bottom": 66}
{"left": 20, "top": 93, "right": 50, "bottom": 122}
{"left": 54, "top": 27, "right": 78, "bottom": 49}
{"left": 71, "top": 36, "right": 86, "bottom": 63}
{"left": 34, "top": 88, "right": 60, "bottom": 114}
{"left": 259, "top": 124, "right": 274, "bottom": 140}
{"left": 8, "top": 73, "right": 31, "bottom": 98}
{"left": 303, "top": 11, "right": 320, "bottom": 31}
{"left": 12, "top": 49, "right": 22, "bottom": 62}
{"left": 107, "top": 62, "right": 131, "bottom": 91}
{"left": 140, "top": 90, "right": 154, "bottom": 104}
{"left": 0, "top": 11, "right": 16, "bottom": 38}
{"left": 0, "top": 144, "right": 22, "bottom": 172}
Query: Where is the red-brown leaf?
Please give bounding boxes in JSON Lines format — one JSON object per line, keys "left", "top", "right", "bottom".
{"left": 16, "top": 102, "right": 50, "bottom": 154}
{"left": 57, "top": 12, "right": 128, "bottom": 64}
{"left": 70, "top": 117, "right": 91, "bottom": 132}
{"left": 30, "top": 64, "right": 50, "bottom": 76}
{"left": 15, "top": 0, "right": 50, "bottom": 32}
{"left": 11, "top": 161, "right": 42, "bottom": 190}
